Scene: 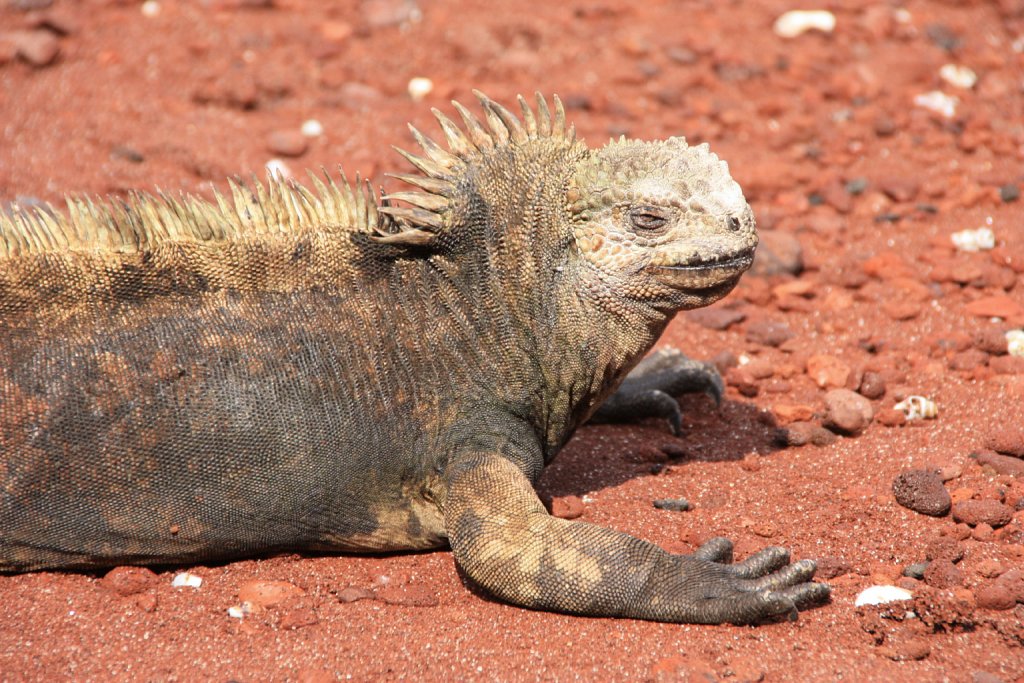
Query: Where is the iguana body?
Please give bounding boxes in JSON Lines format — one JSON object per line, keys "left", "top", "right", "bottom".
{"left": 0, "top": 92, "right": 828, "bottom": 623}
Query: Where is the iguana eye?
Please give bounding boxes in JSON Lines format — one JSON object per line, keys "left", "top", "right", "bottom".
{"left": 627, "top": 207, "right": 668, "bottom": 232}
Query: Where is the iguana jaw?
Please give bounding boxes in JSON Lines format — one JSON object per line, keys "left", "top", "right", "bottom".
{"left": 648, "top": 250, "right": 754, "bottom": 292}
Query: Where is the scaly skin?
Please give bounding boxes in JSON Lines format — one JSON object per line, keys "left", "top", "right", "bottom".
{"left": 0, "top": 92, "right": 828, "bottom": 624}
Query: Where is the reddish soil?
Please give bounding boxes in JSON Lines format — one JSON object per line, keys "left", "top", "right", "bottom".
{"left": 2, "top": 0, "right": 1024, "bottom": 680}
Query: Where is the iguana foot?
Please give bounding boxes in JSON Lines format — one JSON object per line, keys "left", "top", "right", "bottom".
{"left": 591, "top": 348, "right": 723, "bottom": 435}
{"left": 646, "top": 537, "right": 831, "bottom": 624}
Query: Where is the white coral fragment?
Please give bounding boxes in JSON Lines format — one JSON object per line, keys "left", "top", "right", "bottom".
{"left": 950, "top": 227, "right": 995, "bottom": 252}
{"left": 407, "top": 77, "right": 434, "bottom": 101}
{"left": 894, "top": 396, "right": 937, "bottom": 421}
{"left": 1007, "top": 330, "right": 1024, "bottom": 357}
{"left": 773, "top": 10, "right": 836, "bottom": 38}
{"left": 939, "top": 64, "right": 977, "bottom": 90}
{"left": 855, "top": 585, "right": 913, "bottom": 607}
{"left": 914, "top": 91, "right": 958, "bottom": 118}
{"left": 171, "top": 572, "right": 203, "bottom": 588}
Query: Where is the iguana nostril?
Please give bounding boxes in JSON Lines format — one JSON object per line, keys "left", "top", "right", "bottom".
{"left": 726, "top": 216, "right": 741, "bottom": 231}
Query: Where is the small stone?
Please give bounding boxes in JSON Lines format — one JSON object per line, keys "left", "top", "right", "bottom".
{"left": 951, "top": 499, "right": 1014, "bottom": 528}
{"left": 939, "top": 63, "right": 977, "bottom": 89}
{"left": 745, "top": 319, "right": 795, "bottom": 348}
{"left": 975, "top": 581, "right": 1017, "bottom": 610}
{"left": 925, "top": 537, "right": 964, "bottom": 563}
{"left": 779, "top": 421, "right": 837, "bottom": 447}
{"left": 882, "top": 638, "right": 931, "bottom": 662}
{"left": 973, "top": 450, "right": 1024, "bottom": 477}
{"left": 972, "top": 672, "right": 1006, "bottom": 683}
{"left": 101, "top": 566, "right": 158, "bottom": 597}
{"left": 965, "top": 295, "right": 1024, "bottom": 320}
{"left": 772, "top": 403, "right": 815, "bottom": 424}
{"left": 858, "top": 371, "right": 886, "bottom": 399}
{"left": 686, "top": 307, "right": 746, "bottom": 330}
{"left": 823, "top": 389, "right": 874, "bottom": 435}
{"left": 976, "top": 559, "right": 1005, "bottom": 578}
{"left": 266, "top": 129, "right": 309, "bottom": 157}
{"left": 983, "top": 425, "right": 1024, "bottom": 456}
{"left": 903, "top": 562, "right": 929, "bottom": 580}
{"left": 806, "top": 354, "right": 851, "bottom": 389}
{"left": 1000, "top": 184, "right": 1020, "bottom": 203}
{"left": 883, "top": 301, "right": 921, "bottom": 321}
{"left": 950, "top": 349, "right": 988, "bottom": 371}
{"left": 749, "top": 230, "right": 803, "bottom": 276}
{"left": 336, "top": 586, "right": 375, "bottom": 603}
{"left": 171, "top": 572, "right": 203, "bottom": 588}
{"left": 892, "top": 469, "right": 951, "bottom": 517}
{"left": 814, "top": 556, "right": 851, "bottom": 579}
{"left": 238, "top": 580, "right": 305, "bottom": 608}
{"left": 725, "top": 367, "right": 759, "bottom": 397}
{"left": 990, "top": 355, "right": 1024, "bottom": 375}
{"left": 923, "top": 558, "right": 963, "bottom": 588}
{"left": 551, "top": 495, "right": 584, "bottom": 519}
{"left": 974, "top": 328, "right": 1009, "bottom": 355}
{"left": 652, "top": 498, "right": 690, "bottom": 512}
{"left": 110, "top": 145, "right": 145, "bottom": 164}
{"left": 11, "top": 29, "right": 60, "bottom": 66}
{"left": 971, "top": 523, "right": 994, "bottom": 541}
{"left": 277, "top": 605, "right": 318, "bottom": 630}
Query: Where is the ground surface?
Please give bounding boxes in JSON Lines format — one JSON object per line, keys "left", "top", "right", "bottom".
{"left": 2, "top": 0, "right": 1024, "bottom": 681}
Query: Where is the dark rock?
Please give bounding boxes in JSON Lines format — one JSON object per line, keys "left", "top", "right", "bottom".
{"left": 653, "top": 498, "right": 690, "bottom": 512}
{"left": 999, "top": 184, "right": 1020, "bottom": 203}
{"left": 903, "top": 562, "right": 928, "bottom": 580}
{"left": 892, "top": 469, "right": 951, "bottom": 516}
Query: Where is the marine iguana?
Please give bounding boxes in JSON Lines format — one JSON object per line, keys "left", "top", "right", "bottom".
{"left": 0, "top": 91, "right": 828, "bottom": 624}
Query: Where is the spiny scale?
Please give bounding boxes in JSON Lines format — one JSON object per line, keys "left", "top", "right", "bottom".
{"left": 0, "top": 92, "right": 570, "bottom": 258}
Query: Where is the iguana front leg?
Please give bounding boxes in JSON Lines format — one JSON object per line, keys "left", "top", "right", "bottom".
{"left": 591, "top": 348, "right": 723, "bottom": 435}
{"left": 444, "top": 452, "right": 829, "bottom": 624}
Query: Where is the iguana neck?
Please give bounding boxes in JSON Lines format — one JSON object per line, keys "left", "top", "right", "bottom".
{"left": 404, "top": 137, "right": 672, "bottom": 462}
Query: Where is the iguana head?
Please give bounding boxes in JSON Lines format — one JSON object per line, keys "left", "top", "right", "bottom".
{"left": 568, "top": 137, "right": 757, "bottom": 313}
{"left": 379, "top": 91, "right": 755, "bottom": 316}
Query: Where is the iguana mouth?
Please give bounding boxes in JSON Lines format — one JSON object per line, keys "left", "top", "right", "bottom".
{"left": 649, "top": 253, "right": 754, "bottom": 291}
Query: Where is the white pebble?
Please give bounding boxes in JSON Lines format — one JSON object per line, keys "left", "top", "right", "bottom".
{"left": 407, "top": 77, "right": 434, "bottom": 101}
{"left": 171, "top": 572, "right": 203, "bottom": 588}
{"left": 939, "top": 64, "right": 977, "bottom": 89}
{"left": 773, "top": 10, "right": 836, "bottom": 38}
{"left": 227, "top": 602, "right": 254, "bottom": 619}
{"left": 894, "top": 396, "right": 937, "bottom": 421}
{"left": 855, "top": 585, "right": 913, "bottom": 607}
{"left": 914, "top": 91, "right": 958, "bottom": 118}
{"left": 950, "top": 226, "right": 995, "bottom": 252}
{"left": 265, "top": 158, "right": 293, "bottom": 179}
{"left": 1007, "top": 330, "right": 1024, "bottom": 357}
{"left": 301, "top": 119, "right": 324, "bottom": 137}
{"left": 141, "top": 1, "right": 161, "bottom": 17}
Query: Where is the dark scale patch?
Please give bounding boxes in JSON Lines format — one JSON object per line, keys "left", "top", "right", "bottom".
{"left": 0, "top": 286, "right": 471, "bottom": 570}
